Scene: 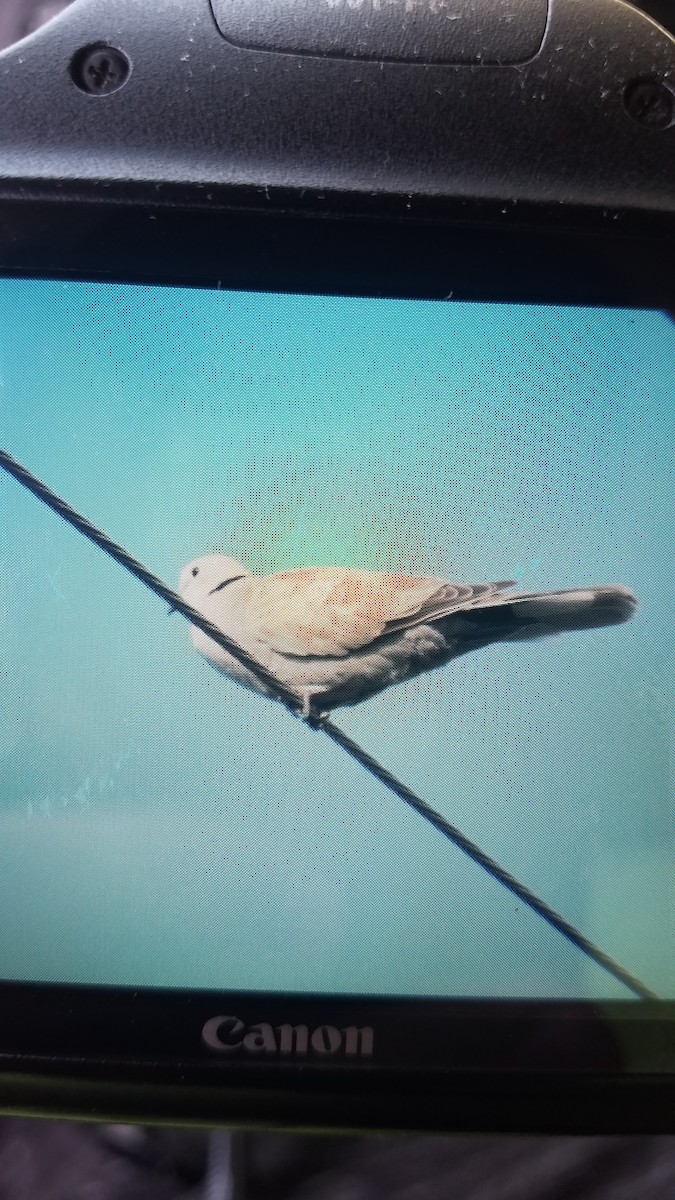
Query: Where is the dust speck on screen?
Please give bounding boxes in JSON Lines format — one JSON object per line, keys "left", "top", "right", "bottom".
{"left": 0, "top": 281, "right": 672, "bottom": 1001}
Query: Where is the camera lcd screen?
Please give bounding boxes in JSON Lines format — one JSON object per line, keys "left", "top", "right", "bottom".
{"left": 1, "top": 279, "right": 672, "bottom": 1003}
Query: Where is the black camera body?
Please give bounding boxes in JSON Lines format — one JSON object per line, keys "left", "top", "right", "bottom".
{"left": 0, "top": 0, "right": 673, "bottom": 1133}
{"left": 0, "top": 0, "right": 673, "bottom": 299}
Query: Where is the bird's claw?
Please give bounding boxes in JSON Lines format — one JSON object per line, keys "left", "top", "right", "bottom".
{"left": 295, "top": 690, "right": 330, "bottom": 729}
{"left": 303, "top": 707, "right": 329, "bottom": 730}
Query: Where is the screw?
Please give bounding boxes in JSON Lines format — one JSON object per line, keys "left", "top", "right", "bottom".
{"left": 70, "top": 43, "right": 131, "bottom": 96}
{"left": 623, "top": 77, "right": 674, "bottom": 130}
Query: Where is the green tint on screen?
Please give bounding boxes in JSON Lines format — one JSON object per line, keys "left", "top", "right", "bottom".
{"left": 0, "top": 281, "right": 672, "bottom": 999}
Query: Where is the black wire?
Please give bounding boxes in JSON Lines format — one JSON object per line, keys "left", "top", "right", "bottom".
{"left": 321, "top": 723, "right": 658, "bottom": 999}
{"left": 0, "top": 450, "right": 301, "bottom": 711}
{"left": 0, "top": 447, "right": 658, "bottom": 1000}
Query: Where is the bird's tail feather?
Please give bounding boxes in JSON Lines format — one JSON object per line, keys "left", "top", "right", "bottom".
{"left": 499, "top": 585, "right": 637, "bottom": 641}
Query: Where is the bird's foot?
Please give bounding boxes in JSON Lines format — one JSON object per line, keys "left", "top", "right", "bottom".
{"left": 297, "top": 688, "right": 330, "bottom": 729}
{"left": 305, "top": 707, "right": 330, "bottom": 730}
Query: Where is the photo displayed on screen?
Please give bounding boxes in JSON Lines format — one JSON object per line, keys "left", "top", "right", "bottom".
{"left": 0, "top": 280, "right": 672, "bottom": 1001}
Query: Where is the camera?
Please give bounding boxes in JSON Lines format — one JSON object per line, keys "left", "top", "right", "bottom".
{"left": 0, "top": 0, "right": 673, "bottom": 1133}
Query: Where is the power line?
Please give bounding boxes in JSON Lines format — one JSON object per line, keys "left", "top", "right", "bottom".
{"left": 0, "top": 450, "right": 301, "bottom": 711}
{"left": 0, "top": 447, "right": 658, "bottom": 1000}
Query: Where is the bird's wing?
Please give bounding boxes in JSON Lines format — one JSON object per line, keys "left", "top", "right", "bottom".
{"left": 244, "top": 567, "right": 516, "bottom": 657}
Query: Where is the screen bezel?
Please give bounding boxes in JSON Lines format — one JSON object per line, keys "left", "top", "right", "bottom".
{"left": 0, "top": 194, "right": 673, "bottom": 1132}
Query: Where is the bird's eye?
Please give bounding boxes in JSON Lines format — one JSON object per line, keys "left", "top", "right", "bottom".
{"left": 192, "top": 567, "right": 199, "bottom": 578}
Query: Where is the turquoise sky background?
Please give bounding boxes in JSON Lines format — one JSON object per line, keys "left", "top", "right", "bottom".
{"left": 0, "top": 280, "right": 672, "bottom": 1000}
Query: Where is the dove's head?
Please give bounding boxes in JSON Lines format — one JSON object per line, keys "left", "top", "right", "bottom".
{"left": 179, "top": 554, "right": 250, "bottom": 602}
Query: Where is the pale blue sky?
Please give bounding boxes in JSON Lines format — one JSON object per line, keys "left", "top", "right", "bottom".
{"left": 1, "top": 281, "right": 672, "bottom": 998}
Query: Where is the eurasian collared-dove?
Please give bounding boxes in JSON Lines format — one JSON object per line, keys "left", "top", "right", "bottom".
{"left": 178, "top": 553, "right": 637, "bottom": 720}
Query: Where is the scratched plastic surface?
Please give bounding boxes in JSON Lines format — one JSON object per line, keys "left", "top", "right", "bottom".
{"left": 0, "top": 281, "right": 672, "bottom": 999}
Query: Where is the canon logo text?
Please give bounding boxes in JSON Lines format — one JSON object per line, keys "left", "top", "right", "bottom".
{"left": 202, "top": 1015, "right": 374, "bottom": 1059}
